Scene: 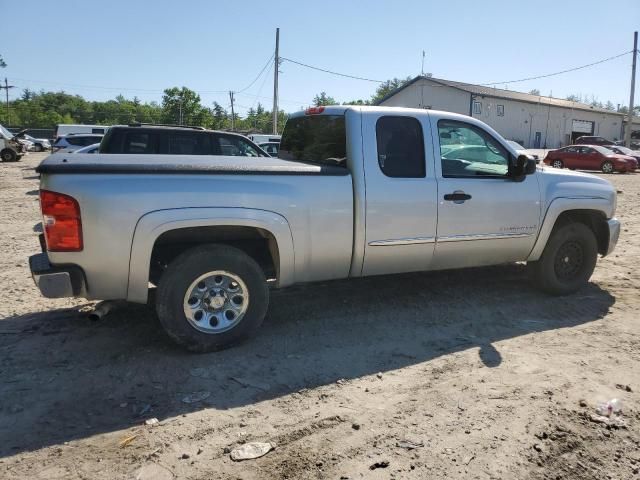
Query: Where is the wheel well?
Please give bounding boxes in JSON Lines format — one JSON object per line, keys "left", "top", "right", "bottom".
{"left": 149, "top": 226, "right": 279, "bottom": 285}
{"left": 554, "top": 210, "right": 609, "bottom": 255}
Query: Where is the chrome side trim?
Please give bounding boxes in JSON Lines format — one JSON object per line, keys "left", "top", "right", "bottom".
{"left": 368, "top": 236, "right": 436, "bottom": 246}
{"left": 437, "top": 232, "right": 533, "bottom": 243}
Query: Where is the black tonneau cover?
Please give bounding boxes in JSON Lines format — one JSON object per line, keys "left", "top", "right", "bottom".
{"left": 36, "top": 154, "right": 348, "bottom": 176}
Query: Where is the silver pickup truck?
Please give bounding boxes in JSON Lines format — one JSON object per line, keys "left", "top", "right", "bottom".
{"left": 30, "top": 106, "right": 620, "bottom": 351}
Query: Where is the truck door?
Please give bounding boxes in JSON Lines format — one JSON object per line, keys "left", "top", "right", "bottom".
{"left": 361, "top": 113, "right": 438, "bottom": 276}
{"left": 432, "top": 117, "right": 541, "bottom": 269}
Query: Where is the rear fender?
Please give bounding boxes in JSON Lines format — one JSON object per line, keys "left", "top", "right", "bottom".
{"left": 127, "top": 207, "right": 294, "bottom": 303}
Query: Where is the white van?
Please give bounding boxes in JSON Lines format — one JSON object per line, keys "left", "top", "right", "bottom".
{"left": 247, "top": 133, "right": 281, "bottom": 144}
{"left": 55, "top": 124, "right": 109, "bottom": 139}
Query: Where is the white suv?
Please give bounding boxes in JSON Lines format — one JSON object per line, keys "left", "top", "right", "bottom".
{"left": 52, "top": 134, "right": 104, "bottom": 152}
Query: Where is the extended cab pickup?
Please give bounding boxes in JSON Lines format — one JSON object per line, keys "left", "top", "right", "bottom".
{"left": 30, "top": 106, "right": 620, "bottom": 351}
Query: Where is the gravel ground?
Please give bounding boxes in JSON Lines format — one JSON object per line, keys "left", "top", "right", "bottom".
{"left": 1, "top": 153, "right": 639, "bottom": 480}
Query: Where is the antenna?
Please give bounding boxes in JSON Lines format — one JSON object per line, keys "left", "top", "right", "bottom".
{"left": 421, "top": 50, "right": 426, "bottom": 76}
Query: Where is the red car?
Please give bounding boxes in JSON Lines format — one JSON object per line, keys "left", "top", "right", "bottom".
{"left": 543, "top": 145, "right": 637, "bottom": 173}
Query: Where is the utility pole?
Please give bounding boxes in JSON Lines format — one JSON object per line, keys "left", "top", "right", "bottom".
{"left": 625, "top": 31, "right": 637, "bottom": 148}
{"left": 229, "top": 91, "right": 236, "bottom": 131}
{"left": 0, "top": 78, "right": 16, "bottom": 125}
{"left": 272, "top": 27, "right": 280, "bottom": 134}
{"left": 178, "top": 99, "right": 183, "bottom": 125}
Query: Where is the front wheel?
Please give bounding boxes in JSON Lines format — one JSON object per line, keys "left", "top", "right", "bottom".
{"left": 155, "top": 244, "right": 269, "bottom": 352}
{"left": 601, "top": 161, "right": 614, "bottom": 174}
{"left": 1, "top": 149, "right": 17, "bottom": 162}
{"left": 527, "top": 222, "right": 597, "bottom": 295}
{"left": 34, "top": 144, "right": 44, "bottom": 152}
{"left": 551, "top": 159, "right": 564, "bottom": 169}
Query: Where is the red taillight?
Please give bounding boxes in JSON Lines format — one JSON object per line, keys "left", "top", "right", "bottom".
{"left": 39, "top": 190, "right": 83, "bottom": 252}
{"left": 305, "top": 106, "right": 325, "bottom": 115}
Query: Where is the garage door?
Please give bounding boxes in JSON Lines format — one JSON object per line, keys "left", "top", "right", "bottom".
{"left": 572, "top": 120, "right": 594, "bottom": 134}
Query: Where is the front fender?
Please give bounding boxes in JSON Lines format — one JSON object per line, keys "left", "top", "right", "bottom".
{"left": 527, "top": 197, "right": 614, "bottom": 261}
{"left": 127, "top": 207, "right": 295, "bottom": 303}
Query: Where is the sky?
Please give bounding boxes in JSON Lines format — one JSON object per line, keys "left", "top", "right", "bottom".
{"left": 2, "top": 0, "right": 639, "bottom": 116}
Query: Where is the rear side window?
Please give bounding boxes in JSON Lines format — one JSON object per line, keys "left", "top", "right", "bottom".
{"left": 92, "top": 128, "right": 106, "bottom": 134}
{"left": 279, "top": 115, "right": 346, "bottom": 167}
{"left": 161, "top": 132, "right": 210, "bottom": 155}
{"left": 123, "top": 133, "right": 153, "bottom": 154}
{"left": 66, "top": 136, "right": 85, "bottom": 146}
{"left": 376, "top": 116, "right": 425, "bottom": 178}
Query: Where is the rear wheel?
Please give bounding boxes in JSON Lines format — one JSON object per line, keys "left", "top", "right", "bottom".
{"left": 34, "top": 143, "right": 44, "bottom": 152}
{"left": 528, "top": 222, "right": 598, "bottom": 295}
{"left": 601, "top": 161, "right": 614, "bottom": 174}
{"left": 551, "top": 159, "right": 564, "bottom": 169}
{"left": 155, "top": 244, "right": 269, "bottom": 352}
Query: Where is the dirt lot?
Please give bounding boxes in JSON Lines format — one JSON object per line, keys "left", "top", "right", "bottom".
{"left": 1, "top": 153, "right": 639, "bottom": 480}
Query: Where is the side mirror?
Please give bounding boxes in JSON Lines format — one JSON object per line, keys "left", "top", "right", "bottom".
{"left": 511, "top": 154, "right": 536, "bottom": 181}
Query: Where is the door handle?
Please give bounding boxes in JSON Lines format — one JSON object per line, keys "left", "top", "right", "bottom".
{"left": 444, "top": 192, "right": 472, "bottom": 202}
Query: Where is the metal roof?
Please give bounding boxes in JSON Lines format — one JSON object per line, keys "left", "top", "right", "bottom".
{"left": 376, "top": 75, "right": 625, "bottom": 116}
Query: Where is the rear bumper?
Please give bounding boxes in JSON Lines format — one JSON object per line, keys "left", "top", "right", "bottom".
{"left": 605, "top": 218, "right": 621, "bottom": 256}
{"left": 29, "top": 252, "right": 85, "bottom": 298}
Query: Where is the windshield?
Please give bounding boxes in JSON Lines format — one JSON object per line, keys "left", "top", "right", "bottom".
{"left": 593, "top": 145, "right": 616, "bottom": 155}
{"left": 0, "top": 125, "right": 13, "bottom": 139}
{"left": 615, "top": 146, "right": 633, "bottom": 155}
{"left": 279, "top": 115, "right": 347, "bottom": 167}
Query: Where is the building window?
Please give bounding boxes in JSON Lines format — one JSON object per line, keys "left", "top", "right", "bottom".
{"left": 375, "top": 116, "right": 426, "bottom": 178}
{"left": 473, "top": 101, "right": 482, "bottom": 115}
{"left": 497, "top": 105, "right": 504, "bottom": 116}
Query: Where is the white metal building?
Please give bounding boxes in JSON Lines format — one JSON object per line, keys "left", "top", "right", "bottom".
{"left": 377, "top": 76, "right": 630, "bottom": 148}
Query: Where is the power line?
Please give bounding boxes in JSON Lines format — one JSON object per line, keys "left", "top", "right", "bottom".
{"left": 479, "top": 50, "right": 634, "bottom": 86}
{"left": 281, "top": 57, "right": 384, "bottom": 83}
{"left": 236, "top": 53, "right": 274, "bottom": 93}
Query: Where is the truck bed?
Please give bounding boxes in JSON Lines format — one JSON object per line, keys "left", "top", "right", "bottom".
{"left": 36, "top": 153, "right": 348, "bottom": 176}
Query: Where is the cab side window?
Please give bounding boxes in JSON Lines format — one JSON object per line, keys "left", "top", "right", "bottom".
{"left": 375, "top": 116, "right": 425, "bottom": 178}
{"left": 438, "top": 120, "right": 509, "bottom": 177}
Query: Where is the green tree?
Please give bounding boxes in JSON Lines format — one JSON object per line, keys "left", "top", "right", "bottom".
{"left": 162, "top": 86, "right": 210, "bottom": 126}
{"left": 370, "top": 76, "right": 413, "bottom": 104}
{"left": 342, "top": 99, "right": 370, "bottom": 105}
{"left": 312, "top": 92, "right": 337, "bottom": 106}
{"left": 211, "top": 101, "right": 229, "bottom": 130}
{"left": 0, "top": 54, "right": 6, "bottom": 68}
{"left": 528, "top": 89, "right": 540, "bottom": 96}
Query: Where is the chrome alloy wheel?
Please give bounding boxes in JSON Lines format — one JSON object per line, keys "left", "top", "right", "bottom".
{"left": 183, "top": 270, "right": 249, "bottom": 334}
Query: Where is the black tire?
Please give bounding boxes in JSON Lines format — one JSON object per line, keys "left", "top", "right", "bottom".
{"left": 155, "top": 244, "right": 269, "bottom": 352}
{"left": 1, "top": 149, "right": 17, "bottom": 162}
{"left": 551, "top": 159, "right": 564, "bottom": 169}
{"left": 527, "top": 222, "right": 598, "bottom": 295}
{"left": 601, "top": 161, "right": 614, "bottom": 174}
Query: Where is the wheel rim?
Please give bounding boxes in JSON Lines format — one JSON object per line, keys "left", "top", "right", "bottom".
{"left": 183, "top": 270, "right": 249, "bottom": 334}
{"left": 552, "top": 160, "right": 562, "bottom": 168}
{"left": 1, "top": 152, "right": 11, "bottom": 161}
{"left": 602, "top": 162, "right": 613, "bottom": 173}
{"left": 554, "top": 240, "right": 584, "bottom": 281}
